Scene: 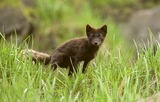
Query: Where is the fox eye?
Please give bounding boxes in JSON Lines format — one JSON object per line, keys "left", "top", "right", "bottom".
{"left": 90, "top": 34, "right": 94, "bottom": 37}
{"left": 99, "top": 34, "right": 104, "bottom": 39}
{"left": 99, "top": 34, "right": 103, "bottom": 37}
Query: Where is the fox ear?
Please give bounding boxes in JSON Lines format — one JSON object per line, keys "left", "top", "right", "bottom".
{"left": 86, "top": 24, "right": 93, "bottom": 34}
{"left": 100, "top": 25, "right": 107, "bottom": 34}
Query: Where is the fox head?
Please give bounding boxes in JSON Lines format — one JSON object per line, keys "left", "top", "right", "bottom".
{"left": 86, "top": 24, "right": 107, "bottom": 47}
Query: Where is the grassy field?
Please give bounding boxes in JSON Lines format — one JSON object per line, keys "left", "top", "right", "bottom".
{"left": 1, "top": 31, "right": 160, "bottom": 102}
{"left": 1, "top": 0, "right": 160, "bottom": 102}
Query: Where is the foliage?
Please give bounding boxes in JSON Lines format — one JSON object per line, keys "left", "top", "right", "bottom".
{"left": 0, "top": 30, "right": 160, "bottom": 102}
{"left": 0, "top": 0, "right": 160, "bottom": 101}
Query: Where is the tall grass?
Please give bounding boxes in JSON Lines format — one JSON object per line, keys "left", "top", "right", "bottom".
{"left": 0, "top": 32, "right": 160, "bottom": 102}
{"left": 0, "top": 0, "right": 160, "bottom": 101}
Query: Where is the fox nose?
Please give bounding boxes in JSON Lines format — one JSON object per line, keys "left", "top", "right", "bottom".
{"left": 94, "top": 41, "right": 99, "bottom": 46}
{"left": 95, "top": 42, "right": 98, "bottom": 45}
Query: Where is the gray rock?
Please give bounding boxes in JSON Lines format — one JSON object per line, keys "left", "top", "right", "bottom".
{"left": 22, "top": 0, "right": 36, "bottom": 7}
{"left": 0, "top": 7, "right": 33, "bottom": 43}
{"left": 124, "top": 6, "right": 160, "bottom": 46}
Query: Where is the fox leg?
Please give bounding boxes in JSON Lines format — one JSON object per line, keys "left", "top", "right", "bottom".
{"left": 50, "top": 58, "right": 58, "bottom": 71}
{"left": 51, "top": 63, "right": 57, "bottom": 71}
{"left": 68, "top": 66, "right": 74, "bottom": 76}
{"left": 82, "top": 61, "right": 90, "bottom": 73}
{"left": 50, "top": 51, "right": 65, "bottom": 71}
{"left": 68, "top": 58, "right": 78, "bottom": 76}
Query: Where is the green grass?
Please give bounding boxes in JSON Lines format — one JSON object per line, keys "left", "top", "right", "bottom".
{"left": 0, "top": 33, "right": 160, "bottom": 102}
{"left": 1, "top": 0, "right": 160, "bottom": 101}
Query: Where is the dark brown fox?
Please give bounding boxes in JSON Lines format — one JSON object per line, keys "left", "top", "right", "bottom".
{"left": 25, "top": 24, "right": 107, "bottom": 76}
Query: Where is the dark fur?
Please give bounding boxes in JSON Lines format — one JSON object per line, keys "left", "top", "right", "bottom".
{"left": 28, "top": 24, "right": 107, "bottom": 76}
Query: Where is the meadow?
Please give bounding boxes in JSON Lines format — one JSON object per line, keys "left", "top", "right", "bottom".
{"left": 0, "top": 0, "right": 160, "bottom": 102}
{"left": 1, "top": 26, "right": 160, "bottom": 102}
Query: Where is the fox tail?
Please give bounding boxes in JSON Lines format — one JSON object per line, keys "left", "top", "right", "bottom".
{"left": 22, "top": 49, "right": 51, "bottom": 65}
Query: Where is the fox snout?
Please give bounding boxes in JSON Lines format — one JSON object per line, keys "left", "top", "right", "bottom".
{"left": 92, "top": 38, "right": 102, "bottom": 46}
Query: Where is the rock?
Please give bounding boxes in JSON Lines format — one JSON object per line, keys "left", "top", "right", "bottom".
{"left": 124, "top": 6, "right": 160, "bottom": 46}
{"left": 0, "top": 7, "right": 33, "bottom": 43}
{"left": 22, "top": 0, "right": 36, "bottom": 7}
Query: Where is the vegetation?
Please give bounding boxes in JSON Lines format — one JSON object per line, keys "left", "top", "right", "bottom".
{"left": 0, "top": 0, "right": 160, "bottom": 102}
{"left": 0, "top": 32, "right": 160, "bottom": 102}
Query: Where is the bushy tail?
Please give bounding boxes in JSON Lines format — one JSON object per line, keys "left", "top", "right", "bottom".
{"left": 22, "top": 49, "right": 51, "bottom": 65}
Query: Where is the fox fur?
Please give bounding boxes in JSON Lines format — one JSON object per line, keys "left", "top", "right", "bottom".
{"left": 24, "top": 24, "right": 107, "bottom": 76}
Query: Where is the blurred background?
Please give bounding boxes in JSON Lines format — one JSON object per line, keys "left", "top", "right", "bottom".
{"left": 0, "top": 0, "right": 160, "bottom": 54}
